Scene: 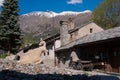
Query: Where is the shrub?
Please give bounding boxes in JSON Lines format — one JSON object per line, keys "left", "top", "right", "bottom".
{"left": 0, "top": 53, "right": 7, "bottom": 58}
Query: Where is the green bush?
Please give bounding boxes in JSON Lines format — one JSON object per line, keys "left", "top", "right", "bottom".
{"left": 0, "top": 53, "right": 7, "bottom": 58}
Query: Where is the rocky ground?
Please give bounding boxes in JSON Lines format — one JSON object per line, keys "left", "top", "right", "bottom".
{"left": 0, "top": 59, "right": 119, "bottom": 80}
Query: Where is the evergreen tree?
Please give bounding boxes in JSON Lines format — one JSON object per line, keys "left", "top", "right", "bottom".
{"left": 0, "top": 0, "right": 22, "bottom": 54}
{"left": 92, "top": 0, "right": 120, "bottom": 29}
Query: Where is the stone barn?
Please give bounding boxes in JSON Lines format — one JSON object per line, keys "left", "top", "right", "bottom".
{"left": 55, "top": 20, "right": 120, "bottom": 73}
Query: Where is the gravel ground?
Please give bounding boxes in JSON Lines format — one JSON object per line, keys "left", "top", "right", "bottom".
{"left": 0, "top": 59, "right": 119, "bottom": 80}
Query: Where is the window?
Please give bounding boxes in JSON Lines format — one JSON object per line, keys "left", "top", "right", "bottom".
{"left": 90, "top": 28, "right": 93, "bottom": 33}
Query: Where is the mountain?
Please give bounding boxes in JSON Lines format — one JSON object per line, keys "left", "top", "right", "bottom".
{"left": 19, "top": 10, "right": 92, "bottom": 41}
{"left": 22, "top": 10, "right": 91, "bottom": 18}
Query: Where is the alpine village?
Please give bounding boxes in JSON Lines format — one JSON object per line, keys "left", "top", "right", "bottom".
{"left": 0, "top": 0, "right": 120, "bottom": 80}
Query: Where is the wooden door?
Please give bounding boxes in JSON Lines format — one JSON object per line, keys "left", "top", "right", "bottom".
{"left": 110, "top": 48, "right": 120, "bottom": 73}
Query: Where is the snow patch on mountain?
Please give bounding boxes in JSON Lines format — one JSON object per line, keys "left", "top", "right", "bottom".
{"left": 22, "top": 10, "right": 92, "bottom": 18}
{"left": 59, "top": 10, "right": 91, "bottom": 16}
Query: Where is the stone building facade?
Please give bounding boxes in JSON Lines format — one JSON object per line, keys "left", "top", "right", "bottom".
{"left": 59, "top": 20, "right": 104, "bottom": 47}
{"left": 55, "top": 20, "right": 104, "bottom": 68}
{"left": 41, "top": 34, "right": 60, "bottom": 67}
{"left": 42, "top": 19, "right": 104, "bottom": 67}
{"left": 55, "top": 20, "right": 120, "bottom": 73}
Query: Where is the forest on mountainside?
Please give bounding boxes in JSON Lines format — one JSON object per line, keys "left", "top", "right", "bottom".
{"left": 92, "top": 0, "right": 120, "bottom": 29}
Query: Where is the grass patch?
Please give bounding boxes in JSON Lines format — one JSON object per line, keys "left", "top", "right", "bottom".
{"left": 0, "top": 53, "right": 7, "bottom": 58}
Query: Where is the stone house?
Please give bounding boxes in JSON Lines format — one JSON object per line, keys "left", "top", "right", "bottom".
{"left": 43, "top": 19, "right": 104, "bottom": 67}
{"left": 55, "top": 20, "right": 120, "bottom": 73}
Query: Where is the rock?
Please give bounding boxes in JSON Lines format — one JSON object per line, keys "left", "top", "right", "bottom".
{"left": 0, "top": 58, "right": 119, "bottom": 80}
{"left": 6, "top": 54, "right": 16, "bottom": 60}
{"left": 18, "top": 40, "right": 48, "bottom": 64}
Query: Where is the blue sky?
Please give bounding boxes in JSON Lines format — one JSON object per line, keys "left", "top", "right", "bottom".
{"left": 0, "top": 0, "right": 103, "bottom": 15}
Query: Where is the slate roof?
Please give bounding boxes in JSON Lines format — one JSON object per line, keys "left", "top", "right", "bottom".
{"left": 55, "top": 26, "right": 120, "bottom": 52}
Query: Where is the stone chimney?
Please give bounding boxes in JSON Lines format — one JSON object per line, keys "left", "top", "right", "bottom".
{"left": 60, "top": 21, "right": 70, "bottom": 46}
{"left": 68, "top": 18, "right": 75, "bottom": 30}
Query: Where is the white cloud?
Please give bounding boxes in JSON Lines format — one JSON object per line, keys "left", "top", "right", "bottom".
{"left": 0, "top": 0, "right": 4, "bottom": 6}
{"left": 67, "top": 0, "right": 82, "bottom": 4}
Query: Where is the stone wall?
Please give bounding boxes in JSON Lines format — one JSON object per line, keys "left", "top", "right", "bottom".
{"left": 56, "top": 49, "right": 80, "bottom": 68}
{"left": 68, "top": 22, "right": 104, "bottom": 42}
{"left": 41, "top": 42, "right": 55, "bottom": 66}
{"left": 59, "top": 21, "right": 104, "bottom": 46}
{"left": 43, "top": 39, "right": 61, "bottom": 67}
{"left": 55, "top": 40, "right": 61, "bottom": 49}
{"left": 68, "top": 18, "right": 75, "bottom": 30}
{"left": 60, "top": 21, "right": 70, "bottom": 46}
{"left": 69, "top": 30, "right": 78, "bottom": 42}
{"left": 77, "top": 22, "right": 104, "bottom": 39}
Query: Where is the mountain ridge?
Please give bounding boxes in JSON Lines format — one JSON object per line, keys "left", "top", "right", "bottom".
{"left": 19, "top": 10, "right": 92, "bottom": 42}
{"left": 21, "top": 10, "right": 92, "bottom": 18}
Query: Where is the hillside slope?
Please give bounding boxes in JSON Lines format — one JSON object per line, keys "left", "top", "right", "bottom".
{"left": 19, "top": 10, "right": 92, "bottom": 44}
{"left": 19, "top": 10, "right": 92, "bottom": 34}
